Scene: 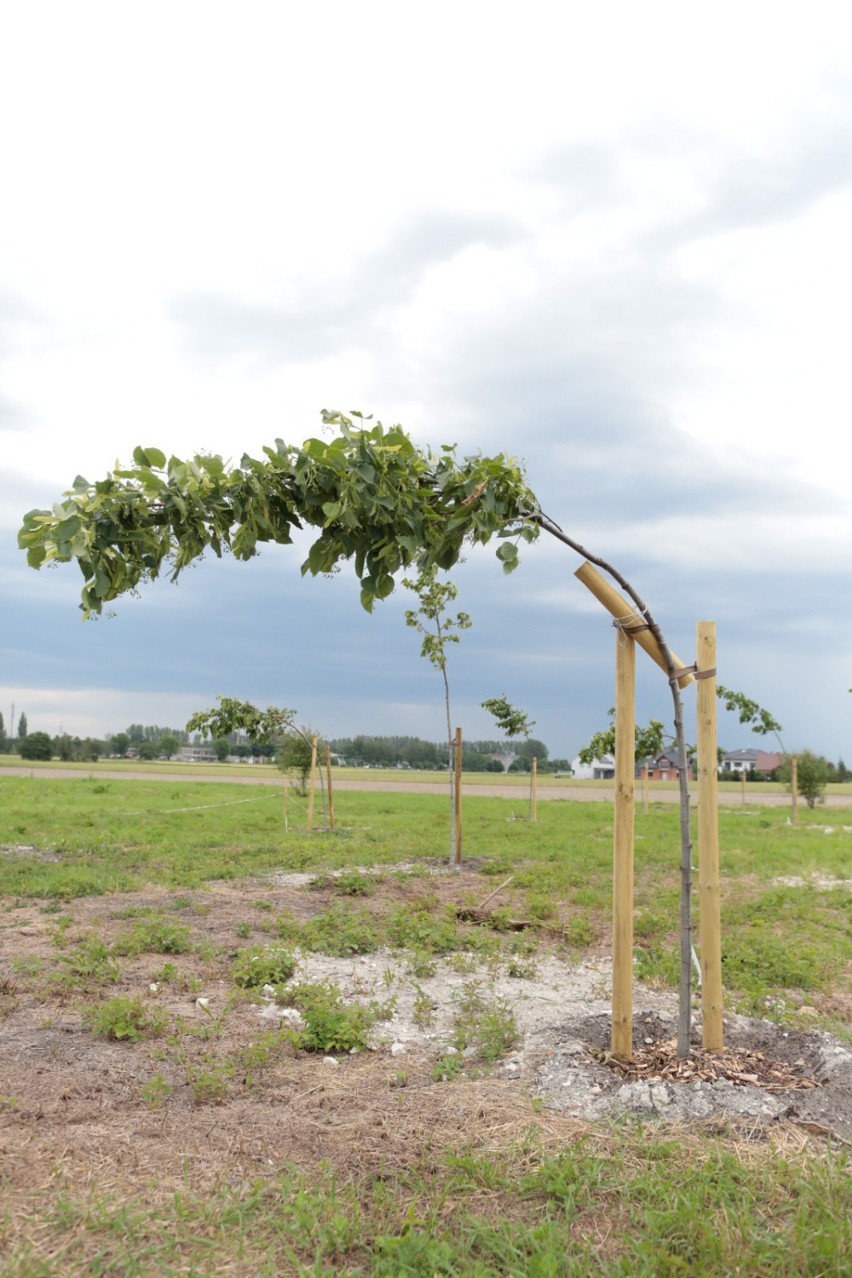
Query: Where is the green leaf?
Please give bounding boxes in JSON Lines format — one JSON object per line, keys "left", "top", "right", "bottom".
{"left": 435, "top": 543, "right": 458, "bottom": 571}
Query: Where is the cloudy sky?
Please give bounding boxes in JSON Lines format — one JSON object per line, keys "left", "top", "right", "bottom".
{"left": 2, "top": 1, "right": 850, "bottom": 762}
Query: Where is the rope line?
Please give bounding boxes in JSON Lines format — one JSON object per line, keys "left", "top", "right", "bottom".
{"left": 115, "top": 792, "right": 281, "bottom": 817}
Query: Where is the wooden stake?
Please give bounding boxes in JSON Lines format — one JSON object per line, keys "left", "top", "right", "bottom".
{"left": 307, "top": 736, "right": 318, "bottom": 831}
{"left": 453, "top": 726, "right": 463, "bottom": 865}
{"left": 282, "top": 781, "right": 288, "bottom": 833}
{"left": 325, "top": 746, "right": 335, "bottom": 832}
{"left": 476, "top": 876, "right": 514, "bottom": 911}
{"left": 696, "top": 621, "right": 724, "bottom": 1052}
{"left": 791, "top": 755, "right": 799, "bottom": 826}
{"left": 741, "top": 769, "right": 747, "bottom": 806}
{"left": 642, "top": 765, "right": 649, "bottom": 814}
{"left": 612, "top": 629, "right": 636, "bottom": 1060}
{"left": 574, "top": 562, "right": 694, "bottom": 688}
{"left": 530, "top": 756, "right": 538, "bottom": 822}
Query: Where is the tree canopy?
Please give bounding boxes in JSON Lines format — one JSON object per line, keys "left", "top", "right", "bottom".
{"left": 19, "top": 413, "right": 538, "bottom": 618}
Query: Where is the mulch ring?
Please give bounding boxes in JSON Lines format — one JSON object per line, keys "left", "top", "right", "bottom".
{"left": 595, "top": 1041, "right": 825, "bottom": 1094}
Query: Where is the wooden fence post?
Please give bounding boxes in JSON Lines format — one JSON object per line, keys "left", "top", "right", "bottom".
{"left": 325, "top": 746, "right": 335, "bottom": 833}
{"left": 612, "top": 628, "right": 636, "bottom": 1060}
{"left": 696, "top": 621, "right": 723, "bottom": 1052}
{"left": 307, "top": 736, "right": 318, "bottom": 831}
{"left": 530, "top": 756, "right": 538, "bottom": 822}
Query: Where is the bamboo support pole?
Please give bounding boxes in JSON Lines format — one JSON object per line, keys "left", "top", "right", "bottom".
{"left": 325, "top": 746, "right": 335, "bottom": 832}
{"left": 574, "top": 562, "right": 694, "bottom": 688}
{"left": 307, "top": 736, "right": 318, "bottom": 830}
{"left": 696, "top": 622, "right": 724, "bottom": 1052}
{"left": 453, "top": 726, "right": 463, "bottom": 865}
{"left": 612, "top": 629, "right": 636, "bottom": 1060}
{"left": 791, "top": 756, "right": 799, "bottom": 826}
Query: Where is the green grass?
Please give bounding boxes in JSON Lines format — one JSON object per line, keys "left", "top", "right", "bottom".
{"left": 1, "top": 1127, "right": 848, "bottom": 1275}
{"left": 1, "top": 776, "right": 849, "bottom": 1023}
{"left": 1, "top": 773, "right": 850, "bottom": 1273}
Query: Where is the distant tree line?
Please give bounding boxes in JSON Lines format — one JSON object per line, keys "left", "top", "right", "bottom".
{"left": 325, "top": 734, "right": 570, "bottom": 773}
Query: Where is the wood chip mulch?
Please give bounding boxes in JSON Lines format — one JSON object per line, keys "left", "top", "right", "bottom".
{"left": 594, "top": 1041, "right": 825, "bottom": 1093}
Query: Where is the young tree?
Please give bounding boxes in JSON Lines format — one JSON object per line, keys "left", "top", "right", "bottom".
{"left": 186, "top": 697, "right": 325, "bottom": 818}
{"left": 276, "top": 728, "right": 317, "bottom": 794}
{"left": 716, "top": 686, "right": 784, "bottom": 749}
{"left": 578, "top": 708, "right": 667, "bottom": 767}
{"left": 16, "top": 412, "right": 705, "bottom": 1053}
{"left": 186, "top": 698, "right": 294, "bottom": 748}
{"left": 481, "top": 694, "right": 535, "bottom": 743}
{"left": 779, "top": 750, "right": 830, "bottom": 808}
{"left": 403, "top": 564, "right": 471, "bottom": 861}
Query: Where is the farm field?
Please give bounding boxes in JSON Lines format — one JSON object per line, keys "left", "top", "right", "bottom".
{"left": 0, "top": 775, "right": 850, "bottom": 1275}
{"left": 3, "top": 755, "right": 852, "bottom": 807}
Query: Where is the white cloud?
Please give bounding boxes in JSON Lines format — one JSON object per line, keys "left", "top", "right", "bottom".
{"left": 2, "top": 2, "right": 851, "bottom": 763}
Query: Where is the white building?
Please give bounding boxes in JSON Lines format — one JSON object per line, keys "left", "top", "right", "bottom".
{"left": 570, "top": 753, "right": 614, "bottom": 780}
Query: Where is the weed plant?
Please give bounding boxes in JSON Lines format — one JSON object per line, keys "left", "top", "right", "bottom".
{"left": 451, "top": 981, "right": 520, "bottom": 1062}
{"left": 280, "top": 981, "right": 395, "bottom": 1053}
{"left": 83, "top": 995, "right": 168, "bottom": 1042}
{"left": 231, "top": 945, "right": 297, "bottom": 990}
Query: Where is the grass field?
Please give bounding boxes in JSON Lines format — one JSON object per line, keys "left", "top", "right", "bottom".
{"left": 1, "top": 775, "right": 850, "bottom": 1275}
{"left": 5, "top": 752, "right": 852, "bottom": 799}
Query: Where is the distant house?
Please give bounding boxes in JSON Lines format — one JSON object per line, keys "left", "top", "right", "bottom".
{"left": 721, "top": 748, "right": 782, "bottom": 776}
{"left": 571, "top": 754, "right": 615, "bottom": 780}
{"left": 637, "top": 752, "right": 693, "bottom": 781}
{"left": 177, "top": 745, "right": 218, "bottom": 763}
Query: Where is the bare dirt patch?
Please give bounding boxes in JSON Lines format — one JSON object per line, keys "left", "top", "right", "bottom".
{"left": 1, "top": 863, "right": 850, "bottom": 1231}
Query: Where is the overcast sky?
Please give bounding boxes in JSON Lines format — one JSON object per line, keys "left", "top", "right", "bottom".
{"left": 2, "top": 2, "right": 851, "bottom": 762}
